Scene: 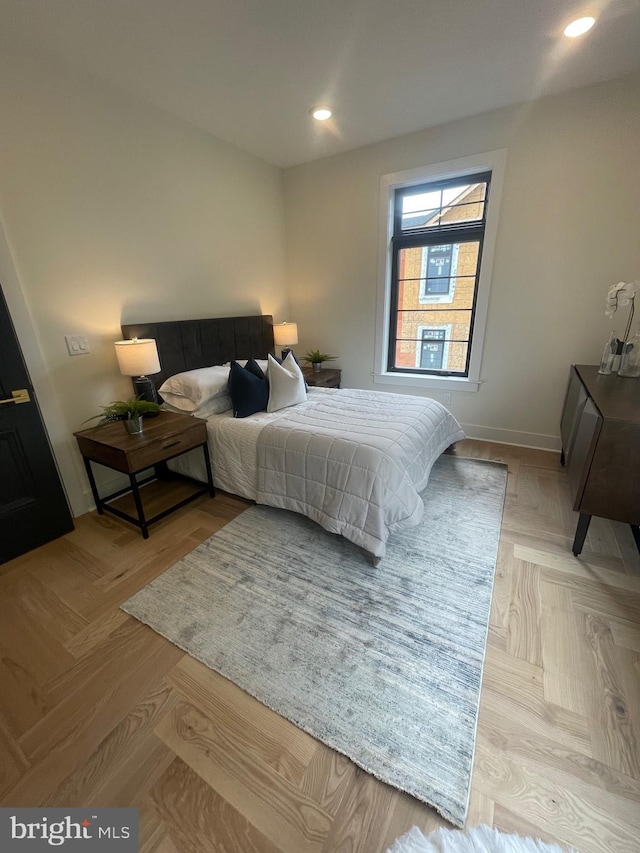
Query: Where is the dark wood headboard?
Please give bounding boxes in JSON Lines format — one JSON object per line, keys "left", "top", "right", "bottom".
{"left": 121, "top": 314, "right": 274, "bottom": 396}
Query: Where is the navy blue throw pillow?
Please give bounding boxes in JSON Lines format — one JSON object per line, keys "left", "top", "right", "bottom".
{"left": 244, "top": 358, "right": 267, "bottom": 380}
{"left": 228, "top": 360, "right": 268, "bottom": 418}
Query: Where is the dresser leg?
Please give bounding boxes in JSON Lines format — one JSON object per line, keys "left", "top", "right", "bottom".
{"left": 572, "top": 513, "right": 591, "bottom": 556}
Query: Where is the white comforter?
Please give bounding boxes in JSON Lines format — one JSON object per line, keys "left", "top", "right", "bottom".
{"left": 256, "top": 388, "right": 464, "bottom": 559}
{"left": 168, "top": 387, "right": 464, "bottom": 561}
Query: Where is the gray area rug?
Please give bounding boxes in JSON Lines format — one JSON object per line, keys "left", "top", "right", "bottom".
{"left": 122, "top": 454, "right": 506, "bottom": 827}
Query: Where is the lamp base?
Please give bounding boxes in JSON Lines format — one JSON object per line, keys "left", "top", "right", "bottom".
{"left": 281, "top": 348, "right": 291, "bottom": 360}
{"left": 133, "top": 376, "right": 159, "bottom": 407}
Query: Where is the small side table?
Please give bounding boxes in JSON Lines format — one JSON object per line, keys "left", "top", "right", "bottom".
{"left": 74, "top": 411, "right": 214, "bottom": 539}
{"left": 303, "top": 366, "right": 342, "bottom": 388}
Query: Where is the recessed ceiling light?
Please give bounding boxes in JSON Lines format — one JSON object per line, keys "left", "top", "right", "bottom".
{"left": 563, "top": 16, "right": 596, "bottom": 37}
{"left": 311, "top": 106, "right": 332, "bottom": 121}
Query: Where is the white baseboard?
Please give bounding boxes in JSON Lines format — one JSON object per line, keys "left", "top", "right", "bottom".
{"left": 459, "top": 422, "right": 561, "bottom": 452}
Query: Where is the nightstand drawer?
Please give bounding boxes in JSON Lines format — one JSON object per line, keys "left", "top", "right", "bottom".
{"left": 310, "top": 374, "right": 338, "bottom": 388}
{"left": 127, "top": 421, "right": 207, "bottom": 470}
{"left": 303, "top": 367, "right": 341, "bottom": 388}
{"left": 74, "top": 412, "right": 207, "bottom": 473}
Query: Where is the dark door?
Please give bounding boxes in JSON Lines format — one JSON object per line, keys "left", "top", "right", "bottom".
{"left": 0, "top": 285, "right": 73, "bottom": 563}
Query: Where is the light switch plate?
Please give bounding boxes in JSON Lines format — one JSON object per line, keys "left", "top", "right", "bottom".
{"left": 65, "top": 334, "right": 90, "bottom": 356}
{"left": 443, "top": 392, "right": 452, "bottom": 405}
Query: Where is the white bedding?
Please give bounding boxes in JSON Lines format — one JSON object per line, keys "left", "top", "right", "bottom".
{"left": 168, "top": 387, "right": 464, "bottom": 560}
{"left": 167, "top": 393, "right": 324, "bottom": 498}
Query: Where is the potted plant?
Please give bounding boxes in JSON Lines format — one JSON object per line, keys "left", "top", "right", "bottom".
{"left": 85, "top": 397, "right": 160, "bottom": 434}
{"left": 303, "top": 349, "right": 338, "bottom": 373}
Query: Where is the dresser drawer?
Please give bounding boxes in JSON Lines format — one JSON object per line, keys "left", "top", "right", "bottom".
{"left": 566, "top": 398, "right": 601, "bottom": 507}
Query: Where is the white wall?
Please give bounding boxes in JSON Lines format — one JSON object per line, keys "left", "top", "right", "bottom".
{"left": 2, "top": 53, "right": 638, "bottom": 523}
{"left": 0, "top": 50, "right": 288, "bottom": 512}
{"left": 283, "top": 72, "right": 640, "bottom": 449}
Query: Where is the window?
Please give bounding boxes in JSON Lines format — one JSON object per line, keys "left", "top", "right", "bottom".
{"left": 422, "top": 245, "right": 454, "bottom": 295}
{"left": 419, "top": 244, "right": 459, "bottom": 303}
{"left": 374, "top": 151, "right": 506, "bottom": 392}
{"left": 419, "top": 328, "right": 447, "bottom": 369}
{"left": 389, "top": 171, "right": 490, "bottom": 377}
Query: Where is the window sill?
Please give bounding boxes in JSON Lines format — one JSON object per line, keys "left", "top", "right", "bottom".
{"left": 372, "top": 372, "right": 481, "bottom": 393}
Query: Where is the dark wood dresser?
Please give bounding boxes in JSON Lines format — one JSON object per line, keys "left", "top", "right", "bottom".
{"left": 560, "top": 364, "right": 640, "bottom": 555}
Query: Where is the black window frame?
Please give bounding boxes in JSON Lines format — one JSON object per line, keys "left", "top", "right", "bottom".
{"left": 387, "top": 170, "right": 491, "bottom": 377}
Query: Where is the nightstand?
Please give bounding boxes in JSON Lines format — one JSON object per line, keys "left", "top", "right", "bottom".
{"left": 74, "top": 411, "right": 214, "bottom": 539}
{"left": 303, "top": 366, "right": 342, "bottom": 388}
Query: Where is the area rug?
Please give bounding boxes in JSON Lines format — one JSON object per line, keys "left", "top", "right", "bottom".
{"left": 386, "top": 825, "right": 580, "bottom": 853}
{"left": 122, "top": 454, "right": 506, "bottom": 827}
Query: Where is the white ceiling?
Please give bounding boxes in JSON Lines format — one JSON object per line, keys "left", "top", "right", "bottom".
{"left": 2, "top": 0, "right": 640, "bottom": 168}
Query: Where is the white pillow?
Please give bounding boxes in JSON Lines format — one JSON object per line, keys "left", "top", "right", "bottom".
{"left": 161, "top": 394, "right": 232, "bottom": 418}
{"left": 266, "top": 352, "right": 307, "bottom": 413}
{"left": 159, "top": 366, "right": 230, "bottom": 411}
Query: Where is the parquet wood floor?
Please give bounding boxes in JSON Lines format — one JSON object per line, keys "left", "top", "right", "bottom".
{"left": 1, "top": 440, "right": 639, "bottom": 852}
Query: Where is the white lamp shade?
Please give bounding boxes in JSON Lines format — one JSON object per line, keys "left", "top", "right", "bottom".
{"left": 114, "top": 338, "right": 161, "bottom": 376}
{"left": 273, "top": 322, "right": 298, "bottom": 347}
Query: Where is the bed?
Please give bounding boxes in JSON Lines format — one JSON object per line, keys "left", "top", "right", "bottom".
{"left": 121, "top": 315, "right": 465, "bottom": 561}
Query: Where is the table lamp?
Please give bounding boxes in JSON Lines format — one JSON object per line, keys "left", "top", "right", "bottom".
{"left": 114, "top": 338, "right": 161, "bottom": 403}
{"left": 273, "top": 322, "right": 298, "bottom": 360}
